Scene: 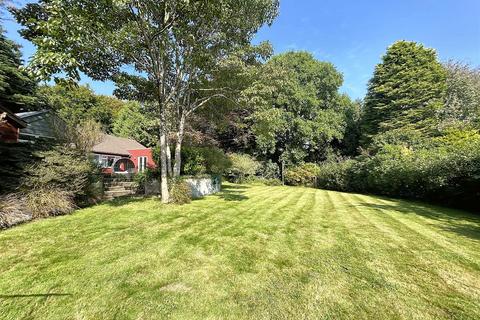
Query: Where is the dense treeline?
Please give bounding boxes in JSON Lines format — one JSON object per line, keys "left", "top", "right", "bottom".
{"left": 282, "top": 42, "right": 480, "bottom": 211}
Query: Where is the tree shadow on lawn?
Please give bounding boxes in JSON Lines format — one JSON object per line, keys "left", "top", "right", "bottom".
{"left": 101, "top": 185, "right": 249, "bottom": 207}
{"left": 215, "top": 184, "right": 249, "bottom": 202}
{"left": 103, "top": 196, "right": 154, "bottom": 207}
{"left": 355, "top": 199, "right": 480, "bottom": 241}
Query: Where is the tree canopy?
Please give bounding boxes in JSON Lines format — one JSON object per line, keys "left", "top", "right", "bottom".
{"left": 242, "top": 51, "right": 353, "bottom": 164}
{"left": 440, "top": 61, "right": 480, "bottom": 130}
{"left": 38, "top": 84, "right": 125, "bottom": 131}
{"left": 12, "top": 0, "right": 279, "bottom": 202}
{"left": 112, "top": 101, "right": 158, "bottom": 147}
{"left": 361, "top": 41, "right": 447, "bottom": 146}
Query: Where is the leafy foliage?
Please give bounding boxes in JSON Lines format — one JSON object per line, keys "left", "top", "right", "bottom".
{"left": 182, "top": 146, "right": 231, "bottom": 176}
{"left": 25, "top": 188, "right": 76, "bottom": 218}
{"left": 22, "top": 146, "right": 100, "bottom": 204}
{"left": 257, "top": 160, "right": 280, "bottom": 179}
{"left": 243, "top": 51, "right": 355, "bottom": 164}
{"left": 0, "top": 139, "right": 52, "bottom": 194}
{"left": 227, "top": 153, "right": 260, "bottom": 183}
{"left": 362, "top": 41, "right": 447, "bottom": 145}
{"left": 37, "top": 84, "right": 124, "bottom": 130}
{"left": 112, "top": 101, "right": 158, "bottom": 147}
{"left": 284, "top": 163, "right": 320, "bottom": 187}
{"left": 439, "top": 61, "right": 480, "bottom": 129}
{"left": 169, "top": 178, "right": 192, "bottom": 205}
{"left": 315, "top": 129, "right": 480, "bottom": 211}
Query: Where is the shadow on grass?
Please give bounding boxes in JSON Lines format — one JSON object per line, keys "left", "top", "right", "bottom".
{"left": 101, "top": 185, "right": 250, "bottom": 206}
{"left": 215, "top": 184, "right": 249, "bottom": 202}
{"left": 103, "top": 196, "right": 152, "bottom": 207}
{"left": 0, "top": 293, "right": 72, "bottom": 299}
{"left": 356, "top": 201, "right": 480, "bottom": 241}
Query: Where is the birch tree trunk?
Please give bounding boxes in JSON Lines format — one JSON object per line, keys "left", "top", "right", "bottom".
{"left": 159, "top": 120, "right": 169, "bottom": 203}
{"left": 173, "top": 113, "right": 186, "bottom": 177}
{"left": 166, "top": 139, "right": 173, "bottom": 177}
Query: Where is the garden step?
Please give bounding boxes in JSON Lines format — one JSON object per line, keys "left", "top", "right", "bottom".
{"left": 104, "top": 181, "right": 136, "bottom": 187}
{"left": 105, "top": 190, "right": 135, "bottom": 194}
{"left": 105, "top": 186, "right": 135, "bottom": 191}
{"left": 104, "top": 190, "right": 136, "bottom": 198}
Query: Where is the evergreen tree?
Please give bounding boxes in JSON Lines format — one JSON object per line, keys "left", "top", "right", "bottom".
{"left": 0, "top": 25, "right": 37, "bottom": 112}
{"left": 361, "top": 41, "right": 446, "bottom": 146}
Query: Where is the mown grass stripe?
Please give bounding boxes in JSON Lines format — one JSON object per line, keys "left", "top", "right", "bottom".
{"left": 1, "top": 184, "right": 479, "bottom": 319}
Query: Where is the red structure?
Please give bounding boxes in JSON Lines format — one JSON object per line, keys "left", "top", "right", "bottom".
{"left": 0, "top": 106, "right": 27, "bottom": 143}
{"left": 92, "top": 135, "right": 156, "bottom": 174}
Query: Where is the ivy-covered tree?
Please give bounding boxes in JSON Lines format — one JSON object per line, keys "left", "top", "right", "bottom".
{"left": 361, "top": 41, "right": 447, "bottom": 146}
{"left": 242, "top": 51, "right": 350, "bottom": 165}
{"left": 0, "top": 25, "right": 37, "bottom": 112}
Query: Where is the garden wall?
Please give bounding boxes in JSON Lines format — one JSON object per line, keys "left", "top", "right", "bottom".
{"left": 144, "top": 176, "right": 222, "bottom": 198}
{"left": 184, "top": 176, "right": 222, "bottom": 198}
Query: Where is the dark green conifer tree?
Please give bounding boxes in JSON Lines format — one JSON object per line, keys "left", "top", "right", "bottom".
{"left": 361, "top": 41, "right": 446, "bottom": 146}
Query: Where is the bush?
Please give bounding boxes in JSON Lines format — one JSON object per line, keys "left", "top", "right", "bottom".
{"left": 257, "top": 160, "right": 280, "bottom": 179}
{"left": 182, "top": 146, "right": 231, "bottom": 176}
{"left": 244, "top": 176, "right": 283, "bottom": 186}
{"left": 0, "top": 139, "right": 52, "bottom": 194}
{"left": 317, "top": 160, "right": 355, "bottom": 191}
{"left": 25, "top": 188, "right": 76, "bottom": 218}
{"left": 315, "top": 129, "right": 480, "bottom": 211}
{"left": 228, "top": 153, "right": 260, "bottom": 183}
{"left": 21, "top": 146, "right": 100, "bottom": 205}
{"left": 169, "top": 179, "right": 192, "bottom": 205}
{"left": 284, "top": 163, "right": 320, "bottom": 187}
{"left": 133, "top": 168, "right": 160, "bottom": 194}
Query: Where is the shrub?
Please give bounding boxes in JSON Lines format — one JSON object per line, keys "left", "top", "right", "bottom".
{"left": 315, "top": 129, "right": 480, "bottom": 211}
{"left": 284, "top": 163, "right": 320, "bottom": 187}
{"left": 133, "top": 169, "right": 160, "bottom": 194}
{"left": 0, "top": 139, "right": 52, "bottom": 194}
{"left": 317, "top": 160, "right": 355, "bottom": 191}
{"left": 169, "top": 179, "right": 192, "bottom": 205}
{"left": 228, "top": 153, "right": 260, "bottom": 183}
{"left": 182, "top": 146, "right": 231, "bottom": 176}
{"left": 244, "top": 176, "right": 282, "bottom": 186}
{"left": 257, "top": 160, "right": 280, "bottom": 179}
{"left": 25, "top": 188, "right": 76, "bottom": 218}
{"left": 21, "top": 146, "right": 100, "bottom": 205}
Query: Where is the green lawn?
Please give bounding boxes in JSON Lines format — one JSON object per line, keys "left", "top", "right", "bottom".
{"left": 0, "top": 184, "right": 479, "bottom": 320}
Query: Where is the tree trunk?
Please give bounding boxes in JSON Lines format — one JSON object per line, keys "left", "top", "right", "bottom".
{"left": 173, "top": 113, "right": 186, "bottom": 177}
{"left": 159, "top": 133, "right": 169, "bottom": 203}
{"left": 166, "top": 139, "right": 173, "bottom": 177}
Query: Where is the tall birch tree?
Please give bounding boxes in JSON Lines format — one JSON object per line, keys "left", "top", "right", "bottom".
{"left": 12, "top": 0, "right": 278, "bottom": 202}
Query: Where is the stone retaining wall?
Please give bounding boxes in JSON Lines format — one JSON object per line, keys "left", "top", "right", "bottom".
{"left": 184, "top": 176, "right": 221, "bottom": 198}
{"left": 144, "top": 176, "right": 221, "bottom": 198}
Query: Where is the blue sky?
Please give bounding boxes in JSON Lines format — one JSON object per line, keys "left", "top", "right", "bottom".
{"left": 3, "top": 0, "right": 480, "bottom": 99}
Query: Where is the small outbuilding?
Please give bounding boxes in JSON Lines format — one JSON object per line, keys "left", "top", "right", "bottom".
{"left": 15, "top": 109, "right": 65, "bottom": 141}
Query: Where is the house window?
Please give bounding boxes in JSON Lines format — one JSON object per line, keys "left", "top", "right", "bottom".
{"left": 94, "top": 155, "right": 119, "bottom": 168}
{"left": 138, "top": 156, "right": 147, "bottom": 172}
